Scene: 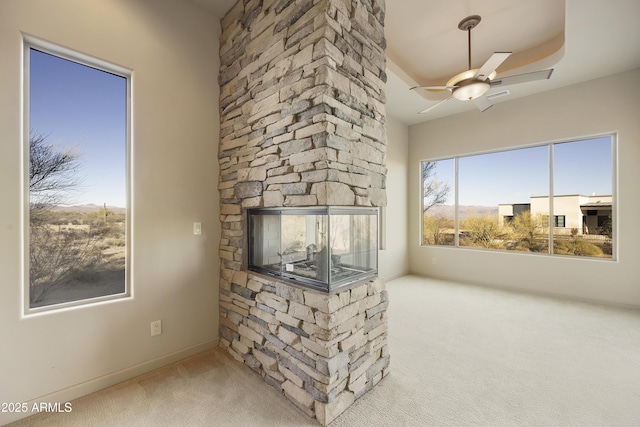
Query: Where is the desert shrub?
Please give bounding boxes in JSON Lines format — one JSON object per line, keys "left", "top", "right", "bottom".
{"left": 423, "top": 216, "right": 454, "bottom": 245}
{"left": 106, "top": 237, "right": 126, "bottom": 247}
{"left": 460, "top": 214, "right": 507, "bottom": 249}
{"left": 509, "top": 212, "right": 548, "bottom": 252}
{"left": 29, "top": 223, "right": 104, "bottom": 303}
{"left": 554, "top": 238, "right": 604, "bottom": 257}
{"left": 48, "top": 210, "right": 83, "bottom": 225}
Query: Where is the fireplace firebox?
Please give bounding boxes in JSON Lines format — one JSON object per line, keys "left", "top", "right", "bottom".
{"left": 247, "top": 207, "right": 378, "bottom": 292}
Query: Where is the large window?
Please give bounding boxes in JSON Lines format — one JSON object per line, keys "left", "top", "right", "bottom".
{"left": 421, "top": 136, "right": 615, "bottom": 259}
{"left": 25, "top": 38, "right": 130, "bottom": 311}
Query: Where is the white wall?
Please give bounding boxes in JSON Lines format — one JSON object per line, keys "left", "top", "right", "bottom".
{"left": 408, "top": 69, "right": 640, "bottom": 308}
{"left": 379, "top": 115, "right": 409, "bottom": 280}
{"left": 0, "top": 0, "right": 221, "bottom": 423}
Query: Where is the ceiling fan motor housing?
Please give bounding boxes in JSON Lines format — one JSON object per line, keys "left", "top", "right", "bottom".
{"left": 452, "top": 79, "right": 490, "bottom": 100}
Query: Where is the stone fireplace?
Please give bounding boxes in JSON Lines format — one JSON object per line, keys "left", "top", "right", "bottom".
{"left": 218, "top": 0, "right": 388, "bottom": 424}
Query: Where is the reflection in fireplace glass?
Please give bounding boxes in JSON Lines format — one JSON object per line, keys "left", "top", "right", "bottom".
{"left": 248, "top": 207, "right": 378, "bottom": 292}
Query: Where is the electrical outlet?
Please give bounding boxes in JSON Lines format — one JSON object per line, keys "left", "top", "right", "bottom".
{"left": 193, "top": 222, "right": 202, "bottom": 235}
{"left": 432, "top": 257, "right": 437, "bottom": 265}
{"left": 150, "top": 320, "right": 162, "bottom": 336}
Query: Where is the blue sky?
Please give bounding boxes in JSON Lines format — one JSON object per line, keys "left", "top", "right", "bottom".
{"left": 30, "top": 49, "right": 127, "bottom": 208}
{"left": 426, "top": 136, "right": 613, "bottom": 207}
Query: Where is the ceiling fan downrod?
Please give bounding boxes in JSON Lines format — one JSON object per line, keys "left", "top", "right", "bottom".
{"left": 458, "top": 15, "right": 481, "bottom": 71}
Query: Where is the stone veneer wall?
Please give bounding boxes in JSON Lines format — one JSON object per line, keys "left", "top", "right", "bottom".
{"left": 220, "top": 271, "right": 389, "bottom": 425}
{"left": 217, "top": 0, "right": 388, "bottom": 424}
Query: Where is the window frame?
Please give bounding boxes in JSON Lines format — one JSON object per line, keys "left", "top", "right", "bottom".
{"left": 22, "top": 35, "right": 133, "bottom": 315}
{"left": 420, "top": 134, "right": 617, "bottom": 261}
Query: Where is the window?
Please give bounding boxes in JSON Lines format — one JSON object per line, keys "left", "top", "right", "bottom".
{"left": 542, "top": 215, "right": 566, "bottom": 227}
{"left": 597, "top": 216, "right": 610, "bottom": 227}
{"left": 554, "top": 216, "right": 566, "bottom": 228}
{"left": 458, "top": 146, "right": 548, "bottom": 251}
{"left": 25, "top": 38, "right": 130, "bottom": 311}
{"left": 421, "top": 136, "right": 615, "bottom": 259}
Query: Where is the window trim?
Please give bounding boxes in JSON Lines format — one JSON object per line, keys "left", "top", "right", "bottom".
{"left": 22, "top": 34, "right": 133, "bottom": 316}
{"left": 420, "top": 134, "right": 617, "bottom": 261}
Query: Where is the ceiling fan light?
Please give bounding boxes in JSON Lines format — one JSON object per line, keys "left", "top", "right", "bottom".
{"left": 452, "top": 80, "right": 490, "bottom": 101}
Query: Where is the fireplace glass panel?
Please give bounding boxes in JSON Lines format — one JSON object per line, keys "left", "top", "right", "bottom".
{"left": 248, "top": 207, "right": 378, "bottom": 292}
{"left": 329, "top": 213, "right": 378, "bottom": 285}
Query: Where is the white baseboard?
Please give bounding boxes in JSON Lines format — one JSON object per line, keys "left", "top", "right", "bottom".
{"left": 1, "top": 338, "right": 219, "bottom": 426}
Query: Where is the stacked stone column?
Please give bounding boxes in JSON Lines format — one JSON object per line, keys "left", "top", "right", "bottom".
{"left": 220, "top": 272, "right": 389, "bottom": 424}
{"left": 218, "top": 0, "right": 388, "bottom": 424}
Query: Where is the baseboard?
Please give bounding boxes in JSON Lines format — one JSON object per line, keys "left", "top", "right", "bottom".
{"left": 1, "top": 337, "right": 219, "bottom": 426}
{"left": 383, "top": 271, "right": 411, "bottom": 282}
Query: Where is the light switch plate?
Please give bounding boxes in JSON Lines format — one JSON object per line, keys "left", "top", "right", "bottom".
{"left": 193, "top": 222, "right": 202, "bottom": 235}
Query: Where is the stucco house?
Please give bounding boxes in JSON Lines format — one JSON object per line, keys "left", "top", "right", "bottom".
{"left": 499, "top": 194, "right": 613, "bottom": 236}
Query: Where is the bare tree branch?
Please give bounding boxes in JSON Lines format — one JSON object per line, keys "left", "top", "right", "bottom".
{"left": 28, "top": 131, "right": 91, "bottom": 305}
{"left": 29, "top": 131, "right": 82, "bottom": 209}
{"left": 422, "top": 161, "right": 450, "bottom": 212}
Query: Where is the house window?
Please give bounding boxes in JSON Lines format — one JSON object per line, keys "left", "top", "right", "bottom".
{"left": 25, "top": 38, "right": 131, "bottom": 311}
{"left": 597, "top": 216, "right": 609, "bottom": 227}
{"left": 421, "top": 135, "right": 615, "bottom": 259}
{"left": 542, "top": 215, "right": 566, "bottom": 228}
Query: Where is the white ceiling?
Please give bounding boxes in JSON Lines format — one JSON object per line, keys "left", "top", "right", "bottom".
{"left": 193, "top": 0, "right": 640, "bottom": 126}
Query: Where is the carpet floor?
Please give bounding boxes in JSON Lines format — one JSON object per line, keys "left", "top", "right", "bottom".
{"left": 9, "top": 275, "right": 640, "bottom": 426}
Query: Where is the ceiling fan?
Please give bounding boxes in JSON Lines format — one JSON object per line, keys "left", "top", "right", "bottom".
{"left": 411, "top": 15, "right": 554, "bottom": 114}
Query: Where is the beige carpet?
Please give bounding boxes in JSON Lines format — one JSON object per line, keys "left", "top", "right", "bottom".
{"left": 9, "top": 275, "right": 640, "bottom": 426}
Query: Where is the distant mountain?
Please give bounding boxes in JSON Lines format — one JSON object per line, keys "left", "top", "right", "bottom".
{"left": 51, "top": 204, "right": 126, "bottom": 214}
{"left": 425, "top": 205, "right": 498, "bottom": 219}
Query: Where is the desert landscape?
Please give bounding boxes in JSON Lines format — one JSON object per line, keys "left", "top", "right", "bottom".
{"left": 30, "top": 204, "right": 126, "bottom": 308}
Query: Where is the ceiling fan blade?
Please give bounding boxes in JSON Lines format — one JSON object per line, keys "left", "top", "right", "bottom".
{"left": 418, "top": 95, "right": 453, "bottom": 114}
{"left": 473, "top": 95, "right": 493, "bottom": 112}
{"left": 474, "top": 52, "right": 512, "bottom": 81}
{"left": 490, "top": 69, "right": 554, "bottom": 87}
{"left": 411, "top": 85, "right": 456, "bottom": 91}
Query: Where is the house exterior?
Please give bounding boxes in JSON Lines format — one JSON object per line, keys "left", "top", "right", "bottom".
{"left": 499, "top": 195, "right": 612, "bottom": 236}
